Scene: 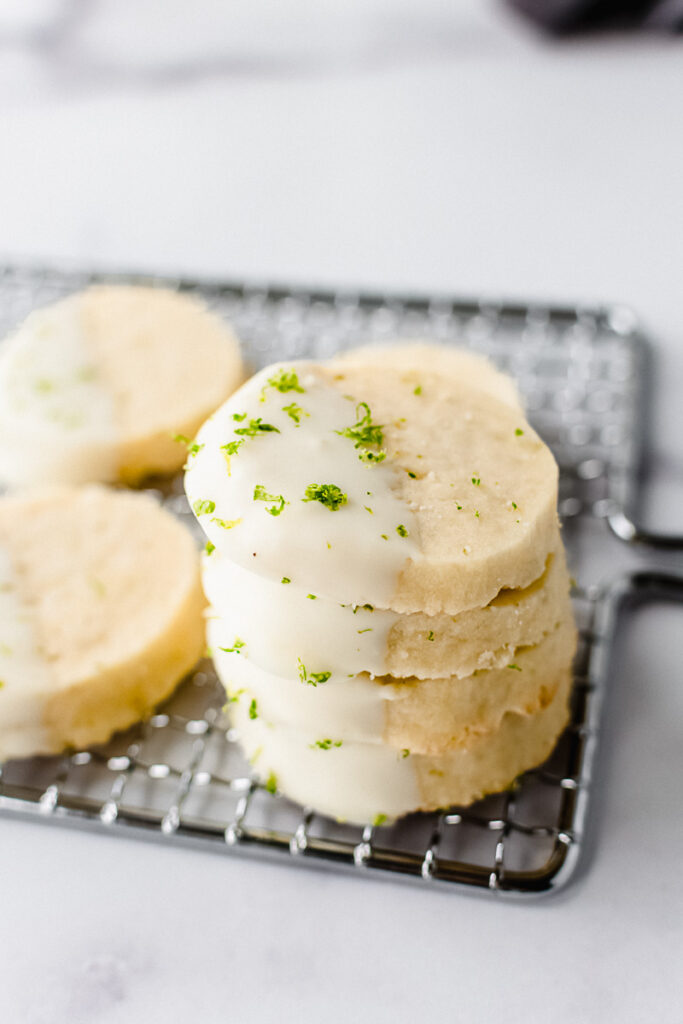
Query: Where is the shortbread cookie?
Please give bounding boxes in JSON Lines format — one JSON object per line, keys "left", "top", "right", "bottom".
{"left": 338, "top": 342, "right": 523, "bottom": 412}
{"left": 229, "top": 672, "right": 572, "bottom": 824}
{"left": 203, "top": 541, "right": 571, "bottom": 681}
{"left": 0, "top": 486, "right": 205, "bottom": 760}
{"left": 211, "top": 617, "right": 575, "bottom": 755}
{"left": 0, "top": 285, "right": 243, "bottom": 487}
{"left": 185, "top": 360, "right": 558, "bottom": 614}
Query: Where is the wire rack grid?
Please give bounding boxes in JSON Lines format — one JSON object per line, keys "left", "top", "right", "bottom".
{"left": 0, "top": 263, "right": 672, "bottom": 898}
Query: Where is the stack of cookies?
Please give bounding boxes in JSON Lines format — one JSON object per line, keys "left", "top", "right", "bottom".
{"left": 185, "top": 344, "right": 576, "bottom": 825}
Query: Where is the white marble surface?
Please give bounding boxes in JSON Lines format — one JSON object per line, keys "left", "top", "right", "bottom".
{"left": 0, "top": 3, "right": 682, "bottom": 1022}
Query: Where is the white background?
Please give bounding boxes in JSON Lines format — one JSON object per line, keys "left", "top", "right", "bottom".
{"left": 0, "top": 2, "right": 682, "bottom": 1021}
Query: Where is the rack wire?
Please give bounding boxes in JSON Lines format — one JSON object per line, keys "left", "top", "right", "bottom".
{"left": 0, "top": 263, "right": 676, "bottom": 897}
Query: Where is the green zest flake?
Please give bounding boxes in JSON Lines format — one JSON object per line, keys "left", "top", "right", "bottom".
{"left": 232, "top": 412, "right": 247, "bottom": 421}
{"left": 307, "top": 594, "right": 317, "bottom": 600}
{"left": 302, "top": 483, "right": 348, "bottom": 511}
{"left": 364, "top": 505, "right": 374, "bottom": 514}
{"left": 508, "top": 663, "right": 522, "bottom": 671}
{"left": 515, "top": 428, "right": 524, "bottom": 436}
{"left": 311, "top": 739, "right": 343, "bottom": 750}
{"left": 357, "top": 628, "right": 372, "bottom": 634}
{"left": 351, "top": 603, "right": 374, "bottom": 614}
{"left": 261, "top": 368, "right": 305, "bottom": 399}
{"left": 193, "top": 499, "right": 215, "bottom": 516}
{"left": 297, "top": 658, "right": 331, "bottom": 687}
{"left": 396, "top": 524, "right": 409, "bottom": 537}
{"left": 401, "top": 749, "right": 410, "bottom": 759}
{"left": 264, "top": 772, "right": 278, "bottom": 794}
{"left": 511, "top": 502, "right": 518, "bottom": 510}
{"left": 253, "top": 484, "right": 287, "bottom": 516}
{"left": 205, "top": 541, "right": 216, "bottom": 556}
{"left": 455, "top": 503, "right": 463, "bottom": 510}
{"left": 413, "top": 385, "right": 422, "bottom": 396}
{"left": 336, "top": 402, "right": 386, "bottom": 463}
{"left": 427, "top": 631, "right": 435, "bottom": 642}
{"left": 221, "top": 439, "right": 244, "bottom": 457}
{"left": 220, "top": 638, "right": 246, "bottom": 654}
{"left": 234, "top": 417, "right": 280, "bottom": 437}
{"left": 174, "top": 434, "right": 204, "bottom": 457}
{"left": 407, "top": 470, "right": 417, "bottom": 479}
{"left": 358, "top": 449, "right": 386, "bottom": 464}
{"left": 281, "top": 576, "right": 291, "bottom": 584}
{"left": 471, "top": 476, "right": 481, "bottom": 487}
{"left": 223, "top": 687, "right": 245, "bottom": 706}
{"left": 380, "top": 534, "right": 388, "bottom": 540}
{"left": 373, "top": 813, "right": 387, "bottom": 827}
{"left": 211, "top": 517, "right": 242, "bottom": 530}
{"left": 282, "top": 401, "right": 308, "bottom": 425}
{"left": 474, "top": 510, "right": 480, "bottom": 518}
{"left": 249, "top": 698, "right": 258, "bottom": 720}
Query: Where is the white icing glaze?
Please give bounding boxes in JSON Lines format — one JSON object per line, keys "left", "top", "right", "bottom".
{"left": 0, "top": 303, "right": 117, "bottom": 486}
{"left": 0, "top": 546, "right": 53, "bottom": 759}
{"left": 203, "top": 550, "right": 397, "bottom": 681}
{"left": 185, "top": 362, "right": 420, "bottom": 608}
{"left": 210, "top": 625, "right": 389, "bottom": 743}
{"left": 229, "top": 691, "right": 419, "bottom": 824}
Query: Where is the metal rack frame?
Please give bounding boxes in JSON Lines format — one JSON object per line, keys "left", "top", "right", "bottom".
{"left": 0, "top": 263, "right": 680, "bottom": 898}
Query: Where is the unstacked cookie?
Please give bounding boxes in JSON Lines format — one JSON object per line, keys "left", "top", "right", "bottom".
{"left": 0, "top": 285, "right": 244, "bottom": 487}
{"left": 186, "top": 344, "right": 576, "bottom": 825}
{"left": 0, "top": 486, "right": 206, "bottom": 761}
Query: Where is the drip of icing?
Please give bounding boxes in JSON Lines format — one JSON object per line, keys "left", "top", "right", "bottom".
{"left": 229, "top": 693, "right": 419, "bottom": 824}
{"left": 0, "top": 303, "right": 117, "bottom": 485}
{"left": 0, "top": 546, "right": 54, "bottom": 759}
{"left": 185, "top": 362, "right": 420, "bottom": 608}
{"left": 203, "top": 551, "right": 397, "bottom": 681}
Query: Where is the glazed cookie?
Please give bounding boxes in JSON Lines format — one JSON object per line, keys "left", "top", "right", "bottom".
{"left": 211, "top": 617, "right": 575, "bottom": 755}
{"left": 229, "top": 672, "right": 572, "bottom": 824}
{"left": 185, "top": 360, "right": 559, "bottom": 614}
{"left": 203, "top": 541, "right": 571, "bottom": 681}
{"left": 0, "top": 285, "right": 243, "bottom": 486}
{"left": 0, "top": 486, "right": 205, "bottom": 760}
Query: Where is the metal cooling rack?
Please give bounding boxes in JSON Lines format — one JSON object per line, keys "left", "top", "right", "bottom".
{"left": 0, "top": 263, "right": 680, "bottom": 898}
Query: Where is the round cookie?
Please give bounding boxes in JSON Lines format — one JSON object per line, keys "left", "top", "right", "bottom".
{"left": 229, "top": 673, "right": 572, "bottom": 824}
{"left": 185, "top": 360, "right": 559, "bottom": 614}
{"left": 326, "top": 360, "right": 559, "bottom": 614}
{"left": 211, "top": 617, "right": 576, "bottom": 755}
{"left": 203, "top": 540, "right": 571, "bottom": 681}
{"left": 0, "top": 285, "right": 244, "bottom": 487}
{"left": 338, "top": 341, "right": 523, "bottom": 413}
{"left": 0, "top": 486, "right": 205, "bottom": 760}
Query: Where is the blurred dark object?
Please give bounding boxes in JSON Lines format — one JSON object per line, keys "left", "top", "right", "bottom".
{"left": 507, "top": 0, "right": 683, "bottom": 33}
